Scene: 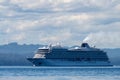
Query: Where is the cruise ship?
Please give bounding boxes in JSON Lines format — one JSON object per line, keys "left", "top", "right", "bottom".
{"left": 27, "top": 43, "right": 112, "bottom": 66}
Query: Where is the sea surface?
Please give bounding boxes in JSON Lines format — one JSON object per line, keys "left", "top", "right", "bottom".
{"left": 0, "top": 66, "right": 120, "bottom": 80}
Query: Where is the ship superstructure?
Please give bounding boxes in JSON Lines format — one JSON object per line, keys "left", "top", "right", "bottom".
{"left": 27, "top": 43, "right": 112, "bottom": 66}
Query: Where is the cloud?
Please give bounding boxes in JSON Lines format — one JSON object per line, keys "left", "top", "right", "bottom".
{"left": 83, "top": 31, "right": 120, "bottom": 48}
{"left": 9, "top": 0, "right": 116, "bottom": 12}
{"left": 10, "top": 0, "right": 52, "bottom": 10}
{"left": 0, "top": 0, "right": 120, "bottom": 48}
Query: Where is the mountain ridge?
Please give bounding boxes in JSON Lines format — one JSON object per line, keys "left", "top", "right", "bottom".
{"left": 0, "top": 42, "right": 120, "bottom": 66}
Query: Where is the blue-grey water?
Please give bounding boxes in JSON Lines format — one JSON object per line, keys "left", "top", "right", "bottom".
{"left": 0, "top": 66, "right": 120, "bottom": 80}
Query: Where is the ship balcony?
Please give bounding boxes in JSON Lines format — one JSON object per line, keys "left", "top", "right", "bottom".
{"left": 33, "top": 54, "right": 45, "bottom": 58}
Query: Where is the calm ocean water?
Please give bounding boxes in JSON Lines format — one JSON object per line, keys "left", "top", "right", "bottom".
{"left": 0, "top": 66, "right": 120, "bottom": 80}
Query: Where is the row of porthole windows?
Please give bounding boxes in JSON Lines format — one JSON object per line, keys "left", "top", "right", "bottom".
{"left": 47, "top": 58, "right": 108, "bottom": 61}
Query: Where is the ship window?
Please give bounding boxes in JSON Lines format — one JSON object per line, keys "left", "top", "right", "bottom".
{"left": 81, "top": 58, "right": 84, "bottom": 60}
{"left": 39, "top": 63, "right": 42, "bottom": 65}
{"left": 86, "top": 58, "right": 91, "bottom": 61}
{"left": 76, "top": 58, "right": 81, "bottom": 61}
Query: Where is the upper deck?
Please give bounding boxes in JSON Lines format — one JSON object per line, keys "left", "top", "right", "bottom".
{"left": 36, "top": 43, "right": 102, "bottom": 54}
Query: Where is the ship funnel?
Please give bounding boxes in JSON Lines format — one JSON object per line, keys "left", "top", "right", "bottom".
{"left": 81, "top": 43, "right": 90, "bottom": 48}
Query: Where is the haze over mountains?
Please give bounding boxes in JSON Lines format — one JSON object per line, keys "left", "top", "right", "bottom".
{"left": 0, "top": 42, "right": 120, "bottom": 66}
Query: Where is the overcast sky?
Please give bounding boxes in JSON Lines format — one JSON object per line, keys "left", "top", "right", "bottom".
{"left": 0, "top": 0, "right": 120, "bottom": 48}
